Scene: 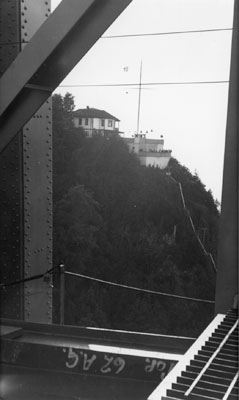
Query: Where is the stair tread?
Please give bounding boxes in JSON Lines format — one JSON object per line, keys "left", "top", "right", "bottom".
{"left": 167, "top": 389, "right": 220, "bottom": 400}
{"left": 181, "top": 370, "right": 235, "bottom": 384}
{"left": 185, "top": 365, "right": 235, "bottom": 380}
{"left": 194, "top": 354, "right": 238, "bottom": 366}
{"left": 190, "top": 360, "right": 238, "bottom": 373}
{"left": 199, "top": 350, "right": 238, "bottom": 359}
{"left": 156, "top": 311, "right": 238, "bottom": 400}
{"left": 177, "top": 377, "right": 238, "bottom": 392}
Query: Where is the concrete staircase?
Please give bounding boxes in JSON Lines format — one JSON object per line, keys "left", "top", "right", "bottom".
{"left": 148, "top": 309, "right": 238, "bottom": 400}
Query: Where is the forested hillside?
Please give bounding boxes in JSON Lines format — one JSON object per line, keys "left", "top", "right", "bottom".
{"left": 53, "top": 93, "right": 219, "bottom": 337}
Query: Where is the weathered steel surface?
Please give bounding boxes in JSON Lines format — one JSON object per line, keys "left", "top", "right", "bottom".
{"left": 0, "top": 0, "right": 133, "bottom": 152}
{"left": 0, "top": 0, "right": 20, "bottom": 76}
{"left": 0, "top": 320, "right": 193, "bottom": 399}
{"left": 20, "top": 0, "right": 53, "bottom": 323}
{"left": 1, "top": 339, "right": 178, "bottom": 382}
{"left": 0, "top": 0, "right": 23, "bottom": 319}
{"left": 1, "top": 364, "right": 156, "bottom": 400}
{"left": 0, "top": 318, "right": 195, "bottom": 354}
{"left": 22, "top": 101, "right": 53, "bottom": 323}
{"left": 0, "top": 0, "right": 53, "bottom": 322}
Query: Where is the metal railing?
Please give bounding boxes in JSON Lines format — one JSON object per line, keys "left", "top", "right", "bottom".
{"left": 222, "top": 371, "right": 239, "bottom": 400}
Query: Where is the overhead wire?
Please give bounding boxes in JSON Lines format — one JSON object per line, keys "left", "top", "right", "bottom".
{"left": 102, "top": 27, "right": 233, "bottom": 39}
{"left": 64, "top": 270, "right": 215, "bottom": 304}
{"left": 0, "top": 27, "right": 232, "bottom": 46}
{"left": 0, "top": 264, "right": 60, "bottom": 290}
{"left": 59, "top": 80, "right": 229, "bottom": 88}
{"left": 57, "top": 25, "right": 229, "bottom": 89}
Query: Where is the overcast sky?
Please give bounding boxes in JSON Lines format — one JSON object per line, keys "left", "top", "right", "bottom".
{"left": 52, "top": 0, "right": 234, "bottom": 202}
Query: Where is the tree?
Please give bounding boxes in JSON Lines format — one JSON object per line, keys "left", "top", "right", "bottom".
{"left": 52, "top": 92, "right": 219, "bottom": 336}
{"left": 52, "top": 93, "right": 86, "bottom": 202}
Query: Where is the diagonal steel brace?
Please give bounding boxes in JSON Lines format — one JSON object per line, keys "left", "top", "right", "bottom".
{"left": 0, "top": 0, "right": 132, "bottom": 153}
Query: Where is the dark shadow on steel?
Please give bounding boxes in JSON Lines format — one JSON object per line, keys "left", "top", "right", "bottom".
{"left": 0, "top": 0, "right": 132, "bottom": 153}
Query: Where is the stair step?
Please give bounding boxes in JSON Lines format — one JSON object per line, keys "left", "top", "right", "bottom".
{"left": 205, "top": 367, "right": 236, "bottom": 380}
{"left": 204, "top": 340, "right": 238, "bottom": 349}
{"left": 166, "top": 389, "right": 184, "bottom": 399}
{"left": 172, "top": 382, "right": 190, "bottom": 392}
{"left": 225, "top": 310, "right": 238, "bottom": 316}
{"left": 209, "top": 337, "right": 238, "bottom": 347}
{"left": 211, "top": 332, "right": 238, "bottom": 341}
{"left": 198, "top": 349, "right": 215, "bottom": 357}
{"left": 168, "top": 389, "right": 219, "bottom": 400}
{"left": 225, "top": 319, "right": 238, "bottom": 324}
{"left": 202, "top": 374, "right": 238, "bottom": 387}
{"left": 219, "top": 322, "right": 237, "bottom": 330}
{"left": 177, "top": 376, "right": 229, "bottom": 392}
{"left": 181, "top": 370, "right": 233, "bottom": 386}
{"left": 201, "top": 345, "right": 236, "bottom": 355}
{"left": 215, "top": 324, "right": 238, "bottom": 332}
{"left": 192, "top": 385, "right": 228, "bottom": 399}
{"left": 188, "top": 394, "right": 230, "bottom": 400}
{"left": 194, "top": 351, "right": 238, "bottom": 361}
{"left": 208, "top": 336, "right": 238, "bottom": 346}
{"left": 213, "top": 356, "right": 238, "bottom": 368}
{"left": 214, "top": 327, "right": 238, "bottom": 336}
{"left": 210, "top": 362, "right": 238, "bottom": 373}
{"left": 202, "top": 383, "right": 238, "bottom": 395}
{"left": 226, "top": 394, "right": 239, "bottom": 400}
{"left": 177, "top": 377, "right": 238, "bottom": 394}
{"left": 224, "top": 311, "right": 238, "bottom": 318}
{"left": 218, "top": 349, "right": 238, "bottom": 358}
{"left": 194, "top": 354, "right": 238, "bottom": 368}
{"left": 203, "top": 350, "right": 238, "bottom": 361}
{"left": 171, "top": 382, "right": 238, "bottom": 398}
{"left": 185, "top": 365, "right": 235, "bottom": 380}
{"left": 190, "top": 359, "right": 238, "bottom": 373}
{"left": 220, "top": 343, "right": 238, "bottom": 352}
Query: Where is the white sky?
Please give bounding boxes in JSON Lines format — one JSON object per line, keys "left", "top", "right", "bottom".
{"left": 52, "top": 0, "right": 234, "bottom": 202}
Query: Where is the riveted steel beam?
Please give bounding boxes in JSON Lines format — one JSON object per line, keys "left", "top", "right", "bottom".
{"left": 0, "top": 0, "right": 54, "bottom": 323}
{"left": 0, "top": 0, "right": 23, "bottom": 320}
{"left": 215, "top": 0, "right": 238, "bottom": 314}
{"left": 20, "top": 0, "right": 53, "bottom": 324}
{"left": 0, "top": 0, "right": 132, "bottom": 153}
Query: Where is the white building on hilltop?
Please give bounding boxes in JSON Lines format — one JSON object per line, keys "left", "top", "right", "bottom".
{"left": 124, "top": 133, "right": 172, "bottom": 169}
{"left": 73, "top": 106, "right": 120, "bottom": 137}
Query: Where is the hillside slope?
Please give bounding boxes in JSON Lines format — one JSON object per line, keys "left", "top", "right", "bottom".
{"left": 53, "top": 94, "right": 218, "bottom": 337}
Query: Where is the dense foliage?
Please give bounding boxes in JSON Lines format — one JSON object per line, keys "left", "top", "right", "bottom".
{"left": 53, "top": 93, "right": 219, "bottom": 337}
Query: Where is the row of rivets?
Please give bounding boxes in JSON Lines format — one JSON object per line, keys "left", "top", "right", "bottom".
{"left": 23, "top": 92, "right": 53, "bottom": 322}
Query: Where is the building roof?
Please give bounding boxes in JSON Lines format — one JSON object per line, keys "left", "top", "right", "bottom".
{"left": 124, "top": 137, "right": 164, "bottom": 144}
{"left": 74, "top": 107, "right": 120, "bottom": 121}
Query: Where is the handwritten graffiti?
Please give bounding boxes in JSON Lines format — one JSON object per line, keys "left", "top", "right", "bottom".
{"left": 63, "top": 347, "right": 79, "bottom": 368}
{"left": 100, "top": 354, "right": 125, "bottom": 374}
{"left": 63, "top": 348, "right": 125, "bottom": 375}
{"left": 82, "top": 353, "right": 97, "bottom": 371}
{"left": 145, "top": 358, "right": 176, "bottom": 380}
{"left": 11, "top": 343, "right": 24, "bottom": 363}
{"left": 62, "top": 347, "right": 176, "bottom": 379}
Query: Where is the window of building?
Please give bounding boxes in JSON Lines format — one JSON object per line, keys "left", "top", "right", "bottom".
{"left": 79, "top": 118, "right": 82, "bottom": 125}
{"left": 108, "top": 120, "right": 113, "bottom": 127}
{"left": 85, "top": 118, "right": 89, "bottom": 126}
{"left": 101, "top": 119, "right": 105, "bottom": 127}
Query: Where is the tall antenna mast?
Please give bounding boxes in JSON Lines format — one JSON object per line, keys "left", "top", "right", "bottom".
{"left": 136, "top": 60, "right": 143, "bottom": 135}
